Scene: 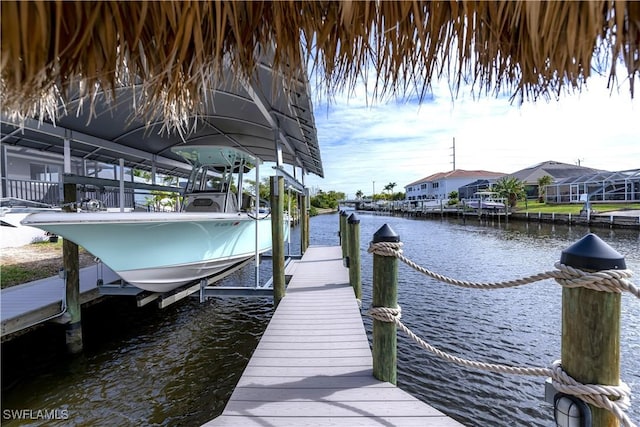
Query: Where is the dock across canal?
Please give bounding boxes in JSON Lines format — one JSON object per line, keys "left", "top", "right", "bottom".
{"left": 204, "top": 245, "right": 463, "bottom": 426}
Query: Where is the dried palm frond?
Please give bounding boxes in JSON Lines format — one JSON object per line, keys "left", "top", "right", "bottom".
{"left": 1, "top": 1, "right": 638, "bottom": 131}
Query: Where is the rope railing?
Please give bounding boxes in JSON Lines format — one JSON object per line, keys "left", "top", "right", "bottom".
{"left": 367, "top": 306, "right": 635, "bottom": 427}
{"left": 367, "top": 239, "right": 638, "bottom": 427}
{"left": 368, "top": 241, "right": 639, "bottom": 297}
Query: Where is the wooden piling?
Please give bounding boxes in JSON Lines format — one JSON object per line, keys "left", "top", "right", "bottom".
{"left": 338, "top": 210, "right": 344, "bottom": 252}
{"left": 372, "top": 224, "right": 399, "bottom": 385}
{"left": 347, "top": 213, "right": 361, "bottom": 300}
{"left": 340, "top": 210, "right": 349, "bottom": 260}
{"left": 270, "top": 176, "right": 285, "bottom": 307}
{"left": 63, "top": 182, "right": 82, "bottom": 354}
{"left": 300, "top": 192, "right": 309, "bottom": 253}
{"left": 560, "top": 233, "right": 624, "bottom": 426}
{"left": 304, "top": 204, "right": 310, "bottom": 250}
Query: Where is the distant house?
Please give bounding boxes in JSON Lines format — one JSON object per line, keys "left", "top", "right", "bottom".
{"left": 405, "top": 169, "right": 506, "bottom": 201}
{"left": 508, "top": 160, "right": 605, "bottom": 199}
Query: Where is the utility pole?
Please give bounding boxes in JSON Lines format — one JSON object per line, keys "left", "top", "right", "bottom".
{"left": 451, "top": 137, "right": 456, "bottom": 171}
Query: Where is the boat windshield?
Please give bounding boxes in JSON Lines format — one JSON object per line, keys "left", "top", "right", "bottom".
{"left": 186, "top": 166, "right": 232, "bottom": 193}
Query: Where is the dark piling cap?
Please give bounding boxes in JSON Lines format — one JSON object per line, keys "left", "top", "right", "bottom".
{"left": 348, "top": 213, "right": 360, "bottom": 224}
{"left": 373, "top": 224, "right": 400, "bottom": 243}
{"left": 340, "top": 210, "right": 349, "bottom": 217}
{"left": 560, "top": 233, "right": 626, "bottom": 270}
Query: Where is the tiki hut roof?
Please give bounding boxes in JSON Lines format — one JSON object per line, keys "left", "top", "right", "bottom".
{"left": 1, "top": 1, "right": 639, "bottom": 166}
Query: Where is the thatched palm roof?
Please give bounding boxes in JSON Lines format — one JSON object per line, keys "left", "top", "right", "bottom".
{"left": 1, "top": 1, "right": 639, "bottom": 130}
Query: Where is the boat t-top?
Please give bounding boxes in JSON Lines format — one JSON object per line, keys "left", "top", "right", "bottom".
{"left": 22, "top": 145, "right": 289, "bottom": 293}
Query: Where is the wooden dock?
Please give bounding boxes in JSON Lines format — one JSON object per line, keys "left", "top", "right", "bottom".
{"left": 1, "top": 264, "right": 120, "bottom": 338}
{"left": 204, "top": 245, "right": 463, "bottom": 426}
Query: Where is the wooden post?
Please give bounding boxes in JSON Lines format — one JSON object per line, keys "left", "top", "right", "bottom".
{"left": 338, "top": 209, "right": 344, "bottom": 245}
{"left": 340, "top": 210, "right": 349, "bottom": 260}
{"left": 270, "top": 176, "right": 285, "bottom": 308}
{"left": 63, "top": 182, "right": 83, "bottom": 354}
{"left": 304, "top": 202, "right": 310, "bottom": 250}
{"left": 347, "top": 213, "right": 361, "bottom": 300}
{"left": 505, "top": 200, "right": 509, "bottom": 223}
{"left": 560, "top": 233, "right": 624, "bottom": 426}
{"left": 372, "top": 224, "right": 399, "bottom": 385}
{"left": 300, "top": 192, "right": 309, "bottom": 253}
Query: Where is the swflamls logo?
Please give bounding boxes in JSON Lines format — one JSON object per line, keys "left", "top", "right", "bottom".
{"left": 2, "top": 408, "right": 69, "bottom": 420}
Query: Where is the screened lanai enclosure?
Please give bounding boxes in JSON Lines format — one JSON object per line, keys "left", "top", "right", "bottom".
{"left": 545, "top": 169, "right": 640, "bottom": 203}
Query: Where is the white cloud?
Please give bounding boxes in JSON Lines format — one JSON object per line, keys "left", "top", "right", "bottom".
{"left": 305, "top": 76, "right": 639, "bottom": 199}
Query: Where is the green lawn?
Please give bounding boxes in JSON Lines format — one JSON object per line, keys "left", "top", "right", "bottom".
{"left": 0, "top": 240, "right": 92, "bottom": 289}
{"left": 1, "top": 265, "right": 56, "bottom": 289}
{"left": 514, "top": 201, "right": 640, "bottom": 214}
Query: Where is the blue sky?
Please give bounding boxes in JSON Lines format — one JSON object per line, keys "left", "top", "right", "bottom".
{"left": 303, "top": 75, "right": 639, "bottom": 199}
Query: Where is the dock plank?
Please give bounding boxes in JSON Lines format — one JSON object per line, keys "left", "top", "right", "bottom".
{"left": 203, "top": 245, "right": 463, "bottom": 426}
{"left": 210, "top": 415, "right": 463, "bottom": 427}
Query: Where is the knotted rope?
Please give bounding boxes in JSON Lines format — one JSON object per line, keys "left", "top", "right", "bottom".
{"left": 367, "top": 240, "right": 638, "bottom": 426}
{"left": 368, "top": 241, "right": 639, "bottom": 297}
{"left": 368, "top": 306, "right": 635, "bottom": 427}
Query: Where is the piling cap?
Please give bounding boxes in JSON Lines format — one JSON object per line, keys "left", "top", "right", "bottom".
{"left": 373, "top": 224, "right": 400, "bottom": 243}
{"left": 348, "top": 213, "right": 360, "bottom": 224}
{"left": 560, "top": 233, "right": 626, "bottom": 270}
{"left": 340, "top": 210, "right": 349, "bottom": 217}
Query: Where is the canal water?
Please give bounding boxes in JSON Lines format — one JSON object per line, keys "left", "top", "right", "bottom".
{"left": 2, "top": 212, "right": 638, "bottom": 426}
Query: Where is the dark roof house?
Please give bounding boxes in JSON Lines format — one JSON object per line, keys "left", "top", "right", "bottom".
{"left": 509, "top": 161, "right": 606, "bottom": 184}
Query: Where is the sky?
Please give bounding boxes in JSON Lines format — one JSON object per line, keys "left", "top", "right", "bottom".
{"left": 302, "top": 75, "right": 639, "bottom": 199}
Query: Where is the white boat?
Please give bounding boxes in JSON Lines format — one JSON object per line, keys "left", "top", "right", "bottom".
{"left": 463, "top": 191, "right": 506, "bottom": 210}
{"left": 22, "top": 146, "right": 289, "bottom": 293}
{"left": 1, "top": 198, "right": 61, "bottom": 248}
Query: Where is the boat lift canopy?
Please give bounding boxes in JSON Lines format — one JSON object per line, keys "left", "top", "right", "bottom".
{"left": 1, "top": 52, "right": 323, "bottom": 184}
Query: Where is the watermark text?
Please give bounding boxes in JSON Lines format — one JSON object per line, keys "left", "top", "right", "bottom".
{"left": 2, "top": 408, "right": 69, "bottom": 421}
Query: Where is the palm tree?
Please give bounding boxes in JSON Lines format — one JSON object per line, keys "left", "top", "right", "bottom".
{"left": 384, "top": 182, "right": 396, "bottom": 199}
{"left": 493, "top": 177, "right": 525, "bottom": 208}
{"left": 537, "top": 175, "right": 553, "bottom": 203}
{"left": 355, "top": 190, "right": 363, "bottom": 200}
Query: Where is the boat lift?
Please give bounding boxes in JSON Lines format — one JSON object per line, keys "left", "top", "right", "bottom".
{"left": 95, "top": 253, "right": 301, "bottom": 308}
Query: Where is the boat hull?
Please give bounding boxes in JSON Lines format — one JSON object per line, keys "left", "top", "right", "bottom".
{"left": 465, "top": 201, "right": 505, "bottom": 210}
{"left": 22, "top": 212, "right": 287, "bottom": 292}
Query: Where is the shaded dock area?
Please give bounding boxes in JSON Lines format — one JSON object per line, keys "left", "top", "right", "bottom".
{"left": 205, "top": 245, "right": 462, "bottom": 426}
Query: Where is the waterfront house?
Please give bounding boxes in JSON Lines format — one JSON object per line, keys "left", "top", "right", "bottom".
{"left": 545, "top": 168, "right": 640, "bottom": 203}
{"left": 405, "top": 169, "right": 505, "bottom": 202}
{"left": 507, "top": 160, "right": 604, "bottom": 200}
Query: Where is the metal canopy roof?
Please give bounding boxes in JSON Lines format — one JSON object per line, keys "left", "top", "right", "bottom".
{"left": 1, "top": 55, "right": 323, "bottom": 180}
